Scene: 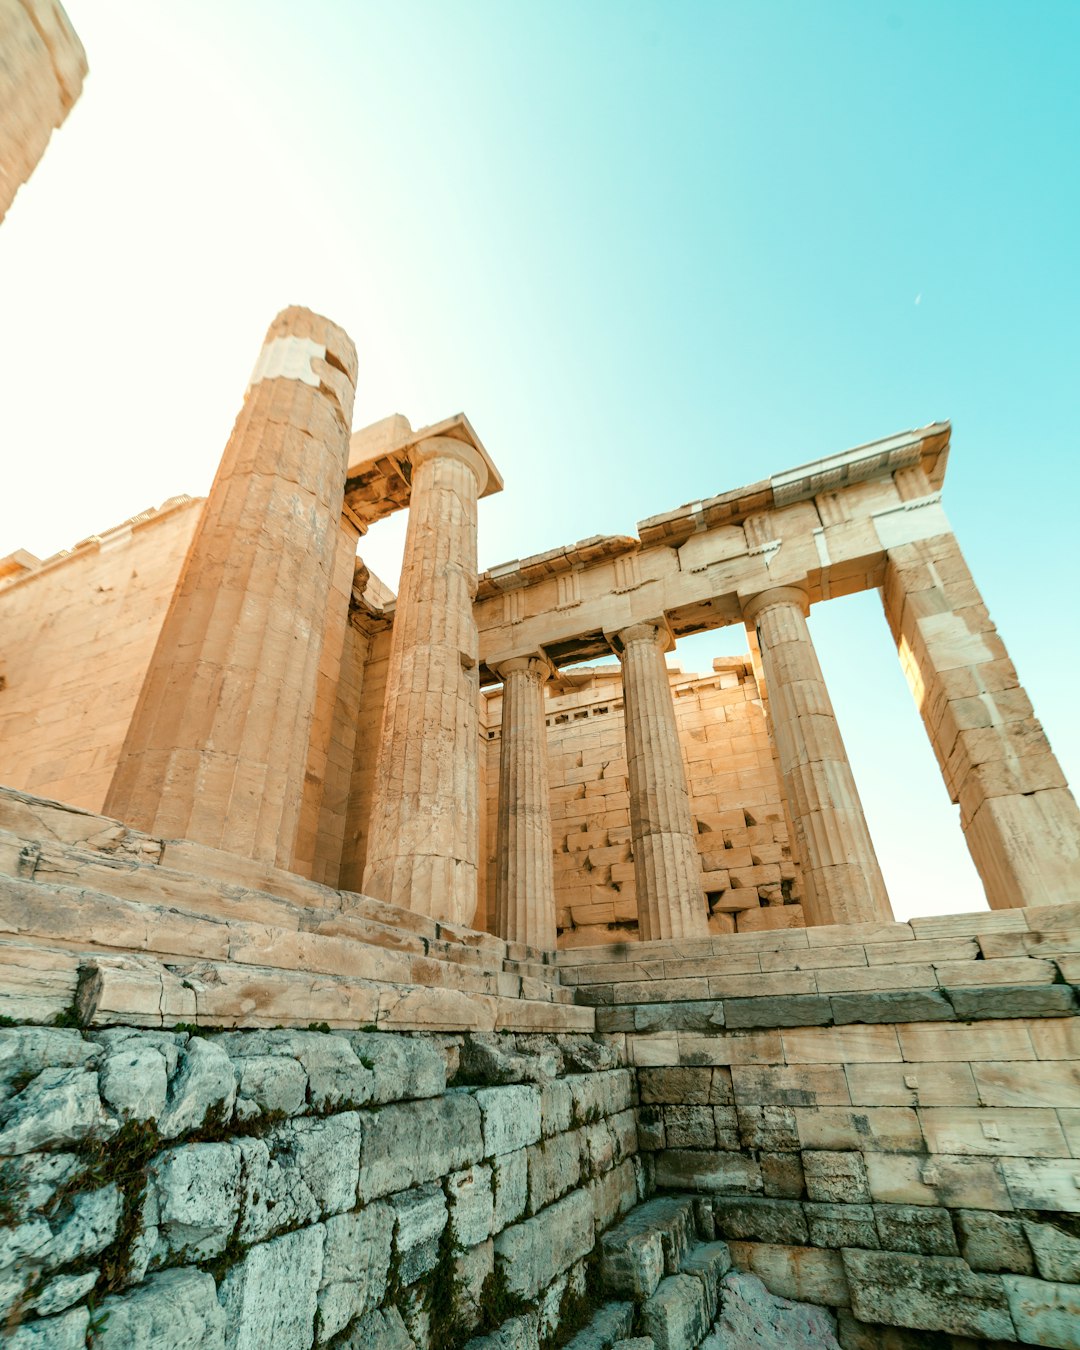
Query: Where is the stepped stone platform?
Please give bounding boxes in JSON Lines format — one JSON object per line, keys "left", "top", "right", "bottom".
{"left": 0, "top": 786, "right": 590, "bottom": 1036}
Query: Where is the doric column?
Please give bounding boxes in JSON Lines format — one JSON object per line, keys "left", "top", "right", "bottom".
{"left": 361, "top": 436, "right": 489, "bottom": 923}
{"left": 105, "top": 307, "right": 358, "bottom": 866}
{"left": 743, "top": 586, "right": 891, "bottom": 926}
{"left": 614, "top": 620, "right": 709, "bottom": 942}
{"left": 493, "top": 656, "right": 557, "bottom": 950}
{"left": 883, "top": 532, "right": 1080, "bottom": 908}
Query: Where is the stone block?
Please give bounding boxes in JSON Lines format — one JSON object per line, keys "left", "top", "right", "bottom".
{"left": 709, "top": 1269, "right": 841, "bottom": 1350}
{"left": 830, "top": 991, "right": 954, "bottom": 1025}
{"left": 492, "top": 1148, "right": 528, "bottom": 1233}
{"left": 636, "top": 1104, "right": 664, "bottom": 1151}
{"left": 539, "top": 1079, "right": 574, "bottom": 1136}
{"left": 945, "top": 984, "right": 1078, "bottom": 1020}
{"left": 95, "top": 1269, "right": 225, "bottom": 1349}
{"left": 794, "top": 1106, "right": 921, "bottom": 1154}
{"left": 1003, "top": 1274, "right": 1080, "bottom": 1349}
{"left": 0, "top": 1068, "right": 116, "bottom": 1154}
{"left": 219, "top": 1226, "right": 325, "bottom": 1350}
{"left": 447, "top": 1164, "right": 495, "bottom": 1247}
{"left": 392, "top": 1182, "right": 448, "bottom": 1284}
{"left": 1023, "top": 1218, "right": 1080, "bottom": 1282}
{"left": 955, "top": 1209, "right": 1033, "bottom": 1275}
{"left": 158, "top": 1039, "right": 237, "bottom": 1139}
{"left": 559, "top": 1303, "right": 634, "bottom": 1349}
{"left": 640, "top": 1273, "right": 708, "bottom": 1350}
{"left": 632, "top": 1000, "right": 726, "bottom": 1032}
{"left": 356, "top": 1093, "right": 483, "bottom": 1200}
{"left": 40, "top": 1182, "right": 123, "bottom": 1270}
{"left": 680, "top": 1239, "right": 732, "bottom": 1318}
{"left": 654, "top": 1149, "right": 763, "bottom": 1195}
{"left": 802, "top": 1152, "right": 870, "bottom": 1203}
{"left": 317, "top": 1201, "right": 394, "bottom": 1340}
{"left": 638, "top": 1067, "right": 722, "bottom": 1105}
{"left": 99, "top": 1043, "right": 170, "bottom": 1122}
{"left": 270, "top": 1113, "right": 362, "bottom": 1220}
{"left": 570, "top": 1069, "right": 634, "bottom": 1121}
{"left": 872, "top": 1204, "right": 958, "bottom": 1256}
{"left": 474, "top": 1085, "right": 543, "bottom": 1155}
{"left": 919, "top": 1106, "right": 1069, "bottom": 1158}
{"left": 233, "top": 1055, "right": 307, "bottom": 1121}
{"left": 527, "top": 1131, "right": 583, "bottom": 1211}
{"left": 454, "top": 1238, "right": 494, "bottom": 1336}
{"left": 494, "top": 1187, "right": 595, "bottom": 1299}
{"left": 601, "top": 1221, "right": 665, "bottom": 1299}
{"left": 343, "top": 1032, "right": 446, "bottom": 1102}
{"left": 7, "top": 1308, "right": 91, "bottom": 1349}
{"left": 589, "top": 1156, "right": 638, "bottom": 1232}
{"left": 149, "top": 1142, "right": 241, "bottom": 1262}
{"left": 760, "top": 1152, "right": 805, "bottom": 1199}
{"left": 841, "top": 1248, "right": 1013, "bottom": 1339}
{"left": 730, "top": 1065, "right": 850, "bottom": 1107}
{"left": 662, "top": 1105, "right": 715, "bottom": 1149}
{"left": 713, "top": 1197, "right": 808, "bottom": 1246}
{"left": 339, "top": 1306, "right": 416, "bottom": 1349}
{"left": 737, "top": 1105, "right": 799, "bottom": 1151}
{"left": 728, "top": 1241, "right": 850, "bottom": 1307}
{"left": 723, "top": 995, "right": 831, "bottom": 1029}
{"left": 805, "top": 1202, "right": 878, "bottom": 1250}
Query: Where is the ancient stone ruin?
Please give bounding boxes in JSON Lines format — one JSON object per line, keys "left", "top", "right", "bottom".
{"left": 2, "top": 5, "right": 1080, "bottom": 1348}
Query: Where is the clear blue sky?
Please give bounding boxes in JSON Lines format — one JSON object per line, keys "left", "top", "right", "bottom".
{"left": 3, "top": 1, "right": 1077, "bottom": 917}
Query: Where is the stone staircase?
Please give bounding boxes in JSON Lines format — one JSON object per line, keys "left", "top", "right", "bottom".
{"left": 0, "top": 786, "right": 591, "bottom": 1035}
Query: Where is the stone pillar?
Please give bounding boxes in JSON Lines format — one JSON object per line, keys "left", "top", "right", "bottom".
{"left": 493, "top": 656, "right": 557, "bottom": 951}
{"left": 105, "top": 307, "right": 357, "bottom": 867}
{"left": 743, "top": 586, "right": 891, "bottom": 926}
{"left": 883, "top": 532, "right": 1080, "bottom": 908}
{"left": 614, "top": 621, "right": 709, "bottom": 942}
{"left": 361, "top": 437, "right": 489, "bottom": 923}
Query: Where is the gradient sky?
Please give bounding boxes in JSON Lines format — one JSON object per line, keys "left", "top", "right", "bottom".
{"left": 2, "top": 1, "right": 1077, "bottom": 918}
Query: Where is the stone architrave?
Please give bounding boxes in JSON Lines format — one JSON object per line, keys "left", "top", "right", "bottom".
{"left": 883, "top": 529, "right": 1080, "bottom": 908}
{"left": 743, "top": 586, "right": 891, "bottom": 926}
{"left": 105, "top": 307, "right": 358, "bottom": 867}
{"left": 614, "top": 620, "right": 709, "bottom": 942}
{"left": 493, "top": 656, "right": 557, "bottom": 951}
{"left": 361, "top": 437, "right": 491, "bottom": 923}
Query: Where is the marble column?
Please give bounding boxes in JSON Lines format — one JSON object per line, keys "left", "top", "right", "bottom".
{"left": 743, "top": 586, "right": 891, "bottom": 925}
{"left": 361, "top": 437, "right": 489, "bottom": 923}
{"left": 105, "top": 306, "right": 358, "bottom": 866}
{"left": 493, "top": 656, "right": 557, "bottom": 950}
{"left": 615, "top": 620, "right": 709, "bottom": 942}
{"left": 883, "top": 531, "right": 1080, "bottom": 908}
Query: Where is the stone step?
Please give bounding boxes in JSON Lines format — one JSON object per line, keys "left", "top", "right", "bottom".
{"left": 600, "top": 1195, "right": 698, "bottom": 1299}
{"left": 0, "top": 874, "right": 574, "bottom": 1010}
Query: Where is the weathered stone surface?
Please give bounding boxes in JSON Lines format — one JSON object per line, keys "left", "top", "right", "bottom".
{"left": 955, "top": 1208, "right": 1033, "bottom": 1274}
{"left": 239, "top": 1113, "right": 362, "bottom": 1241}
{"left": 527, "top": 1130, "right": 582, "bottom": 1211}
{"left": 1003, "top": 1274, "right": 1080, "bottom": 1349}
{"left": 705, "top": 1269, "right": 841, "bottom": 1350}
{"left": 356, "top": 1093, "right": 483, "bottom": 1200}
{"left": 654, "top": 1149, "right": 763, "bottom": 1194}
{"left": 492, "top": 1147, "right": 528, "bottom": 1233}
{"left": 0, "top": 1068, "right": 115, "bottom": 1153}
{"left": 559, "top": 1303, "right": 634, "bottom": 1350}
{"left": 0, "top": 1028, "right": 100, "bottom": 1098}
{"left": 494, "top": 1187, "right": 595, "bottom": 1299}
{"left": 28, "top": 1270, "right": 97, "bottom": 1317}
{"left": 872, "top": 1204, "right": 958, "bottom": 1256}
{"left": 641, "top": 1272, "right": 708, "bottom": 1350}
{"left": 96, "top": 1269, "right": 226, "bottom": 1349}
{"left": 662, "top": 1104, "right": 715, "bottom": 1148}
{"left": 805, "top": 1203, "right": 878, "bottom": 1250}
{"left": 728, "top": 1241, "right": 849, "bottom": 1307}
{"left": 631, "top": 1000, "right": 726, "bottom": 1033}
{"left": 233, "top": 1055, "right": 307, "bottom": 1121}
{"left": 99, "top": 1043, "right": 169, "bottom": 1121}
{"left": 149, "top": 1143, "right": 241, "bottom": 1262}
{"left": 639, "top": 1067, "right": 723, "bottom": 1106}
{"left": 713, "top": 1197, "right": 808, "bottom": 1246}
{"left": 841, "top": 1248, "right": 1014, "bottom": 1338}
{"left": 316, "top": 1201, "right": 393, "bottom": 1340}
{"left": 539, "top": 1078, "right": 574, "bottom": 1136}
{"left": 42, "top": 1182, "right": 123, "bottom": 1269}
{"left": 447, "top": 1163, "right": 495, "bottom": 1247}
{"left": 345, "top": 1032, "right": 446, "bottom": 1101}
{"left": 570, "top": 1069, "right": 635, "bottom": 1122}
{"left": 601, "top": 1220, "right": 665, "bottom": 1299}
{"left": 158, "top": 1039, "right": 237, "bottom": 1139}
{"left": 562, "top": 1039, "right": 621, "bottom": 1074}
{"left": 219, "top": 1226, "right": 325, "bottom": 1350}
{"left": 1023, "top": 1218, "right": 1080, "bottom": 1283}
{"left": 829, "top": 991, "right": 953, "bottom": 1024}
{"left": 760, "top": 1152, "right": 805, "bottom": 1199}
{"left": 463, "top": 1310, "right": 541, "bottom": 1350}
{"left": 737, "top": 1105, "right": 799, "bottom": 1152}
{"left": 392, "top": 1182, "right": 448, "bottom": 1284}
{"left": 454, "top": 1237, "right": 495, "bottom": 1336}
{"left": 802, "top": 1152, "right": 870, "bottom": 1203}
{"left": 338, "top": 1305, "right": 416, "bottom": 1349}
{"left": 724, "top": 995, "right": 831, "bottom": 1029}
{"left": 474, "top": 1084, "right": 542, "bottom": 1156}
{"left": 680, "top": 1239, "right": 732, "bottom": 1315}
{"left": 6, "top": 1307, "right": 90, "bottom": 1349}
{"left": 946, "top": 984, "right": 1078, "bottom": 1020}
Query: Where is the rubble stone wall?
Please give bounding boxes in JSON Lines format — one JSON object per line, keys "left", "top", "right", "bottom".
{"left": 480, "top": 661, "right": 802, "bottom": 947}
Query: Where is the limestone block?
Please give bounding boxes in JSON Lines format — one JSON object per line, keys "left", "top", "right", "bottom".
{"left": 724, "top": 995, "right": 831, "bottom": 1029}
{"left": 338, "top": 1307, "right": 416, "bottom": 1349}
{"left": 736, "top": 1105, "right": 799, "bottom": 1151}
{"left": 158, "top": 1039, "right": 237, "bottom": 1139}
{"left": 317, "top": 1202, "right": 393, "bottom": 1341}
{"left": 955, "top": 1210, "right": 1034, "bottom": 1275}
{"left": 918, "top": 1106, "right": 1068, "bottom": 1158}
{"left": 474, "top": 1084, "right": 542, "bottom": 1156}
{"left": 1003, "top": 1159, "right": 1080, "bottom": 1212}
{"left": 39, "top": 1182, "right": 122, "bottom": 1270}
{"left": 446, "top": 1164, "right": 495, "bottom": 1248}
{"left": 802, "top": 1152, "right": 870, "bottom": 1203}
{"left": 794, "top": 1106, "right": 921, "bottom": 1154}
{"left": 841, "top": 1248, "right": 1013, "bottom": 1338}
{"left": 845, "top": 1060, "right": 979, "bottom": 1108}
{"left": 713, "top": 1197, "right": 808, "bottom": 1246}
{"left": 805, "top": 1202, "right": 878, "bottom": 1250}
{"left": 6, "top": 1307, "right": 90, "bottom": 1349}
{"left": 872, "top": 1203, "right": 958, "bottom": 1256}
{"left": 971, "top": 1058, "right": 1080, "bottom": 1110}
{"left": 640, "top": 1272, "right": 708, "bottom": 1350}
{"left": 638, "top": 1066, "right": 724, "bottom": 1105}
{"left": 27, "top": 1270, "right": 98, "bottom": 1318}
{"left": 662, "top": 1104, "right": 716, "bottom": 1148}
{"left": 782, "top": 1023, "right": 902, "bottom": 1063}
{"left": 1003, "top": 1275, "right": 1080, "bottom": 1350}
{"left": 1023, "top": 1219, "right": 1080, "bottom": 1283}
{"left": 588, "top": 1155, "right": 638, "bottom": 1232}
{"left": 829, "top": 990, "right": 954, "bottom": 1025}
{"left": 947, "top": 985, "right": 1078, "bottom": 1020}
{"left": 708, "top": 1270, "right": 841, "bottom": 1350}
{"left": 492, "top": 1148, "right": 528, "bottom": 1233}
{"left": 342, "top": 1032, "right": 446, "bottom": 1102}
{"left": 600, "top": 1220, "right": 665, "bottom": 1299}
{"left": 494, "top": 1187, "right": 595, "bottom": 1299}
{"left": 730, "top": 1065, "right": 850, "bottom": 1107}
{"left": 356, "top": 1093, "right": 483, "bottom": 1201}
{"left": 527, "top": 1131, "right": 583, "bottom": 1211}
{"left": 0, "top": 1028, "right": 100, "bottom": 1098}
{"left": 233, "top": 1055, "right": 307, "bottom": 1121}
{"left": 726, "top": 1241, "right": 850, "bottom": 1307}
{"left": 95, "top": 1269, "right": 226, "bottom": 1349}
{"left": 653, "top": 1149, "right": 763, "bottom": 1195}
{"left": 149, "top": 1143, "right": 241, "bottom": 1263}
{"left": 680, "top": 1239, "right": 732, "bottom": 1316}
{"left": 896, "top": 1020, "right": 1035, "bottom": 1061}
{"left": 760, "top": 1152, "right": 805, "bottom": 1199}
{"left": 0, "top": 1068, "right": 115, "bottom": 1154}
{"left": 392, "top": 1182, "right": 448, "bottom": 1284}
{"left": 454, "top": 1238, "right": 495, "bottom": 1337}
{"left": 569, "top": 1068, "right": 634, "bottom": 1121}
{"left": 539, "top": 1079, "right": 574, "bottom": 1136}
{"left": 219, "top": 1226, "right": 325, "bottom": 1350}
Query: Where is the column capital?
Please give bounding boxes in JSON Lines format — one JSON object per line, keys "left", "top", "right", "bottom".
{"left": 741, "top": 585, "right": 810, "bottom": 625}
{"left": 411, "top": 435, "right": 490, "bottom": 495}
{"left": 609, "top": 617, "right": 675, "bottom": 656}
{"left": 492, "top": 654, "right": 554, "bottom": 684}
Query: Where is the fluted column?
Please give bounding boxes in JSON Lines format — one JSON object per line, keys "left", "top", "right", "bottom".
{"left": 361, "top": 437, "right": 488, "bottom": 923}
{"left": 493, "top": 656, "right": 557, "bottom": 950}
{"left": 615, "top": 621, "right": 709, "bottom": 942}
{"left": 105, "top": 307, "right": 358, "bottom": 866}
{"left": 744, "top": 586, "right": 891, "bottom": 925}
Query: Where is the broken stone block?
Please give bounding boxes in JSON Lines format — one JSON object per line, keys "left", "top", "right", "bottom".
{"left": 356, "top": 1093, "right": 483, "bottom": 1201}
{"left": 640, "top": 1272, "right": 708, "bottom": 1350}
{"left": 447, "top": 1164, "right": 495, "bottom": 1247}
{"left": 158, "top": 1039, "right": 237, "bottom": 1139}
{"left": 841, "top": 1248, "right": 1014, "bottom": 1339}
{"left": 1002, "top": 1274, "right": 1080, "bottom": 1349}
{"left": 344, "top": 1032, "right": 446, "bottom": 1101}
{"left": 1023, "top": 1217, "right": 1080, "bottom": 1283}
{"left": 601, "top": 1219, "right": 665, "bottom": 1299}
{"left": 802, "top": 1152, "right": 870, "bottom": 1203}
{"left": 714, "top": 1196, "right": 809, "bottom": 1246}
{"left": 872, "top": 1204, "right": 958, "bottom": 1256}
{"left": 654, "top": 1150, "right": 763, "bottom": 1195}
{"left": 149, "top": 1143, "right": 241, "bottom": 1263}
{"left": 6, "top": 1307, "right": 90, "bottom": 1349}
{"left": 392, "top": 1182, "right": 448, "bottom": 1284}
{"left": 558, "top": 1303, "right": 634, "bottom": 1350}
{"left": 706, "top": 1270, "right": 841, "bottom": 1350}
{"left": 99, "top": 1043, "right": 169, "bottom": 1122}
{"left": 494, "top": 1188, "right": 594, "bottom": 1299}
{"left": 0, "top": 1068, "right": 116, "bottom": 1154}
{"left": 317, "top": 1201, "right": 393, "bottom": 1340}
{"left": 458, "top": 1033, "right": 559, "bottom": 1086}
{"left": 233, "top": 1055, "right": 307, "bottom": 1121}
{"left": 736, "top": 1106, "right": 799, "bottom": 1152}
{"left": 492, "top": 1147, "right": 528, "bottom": 1234}
{"left": 0, "top": 1028, "right": 100, "bottom": 1099}
{"left": 663, "top": 1104, "right": 715, "bottom": 1149}
{"left": 680, "top": 1239, "right": 732, "bottom": 1316}
{"left": 955, "top": 1209, "right": 1033, "bottom": 1275}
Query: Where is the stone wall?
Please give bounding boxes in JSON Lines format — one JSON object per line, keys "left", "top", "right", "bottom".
{"left": 0, "top": 498, "right": 202, "bottom": 812}
{"left": 480, "top": 660, "right": 802, "bottom": 947}
{"left": 0, "top": 1026, "right": 641, "bottom": 1349}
